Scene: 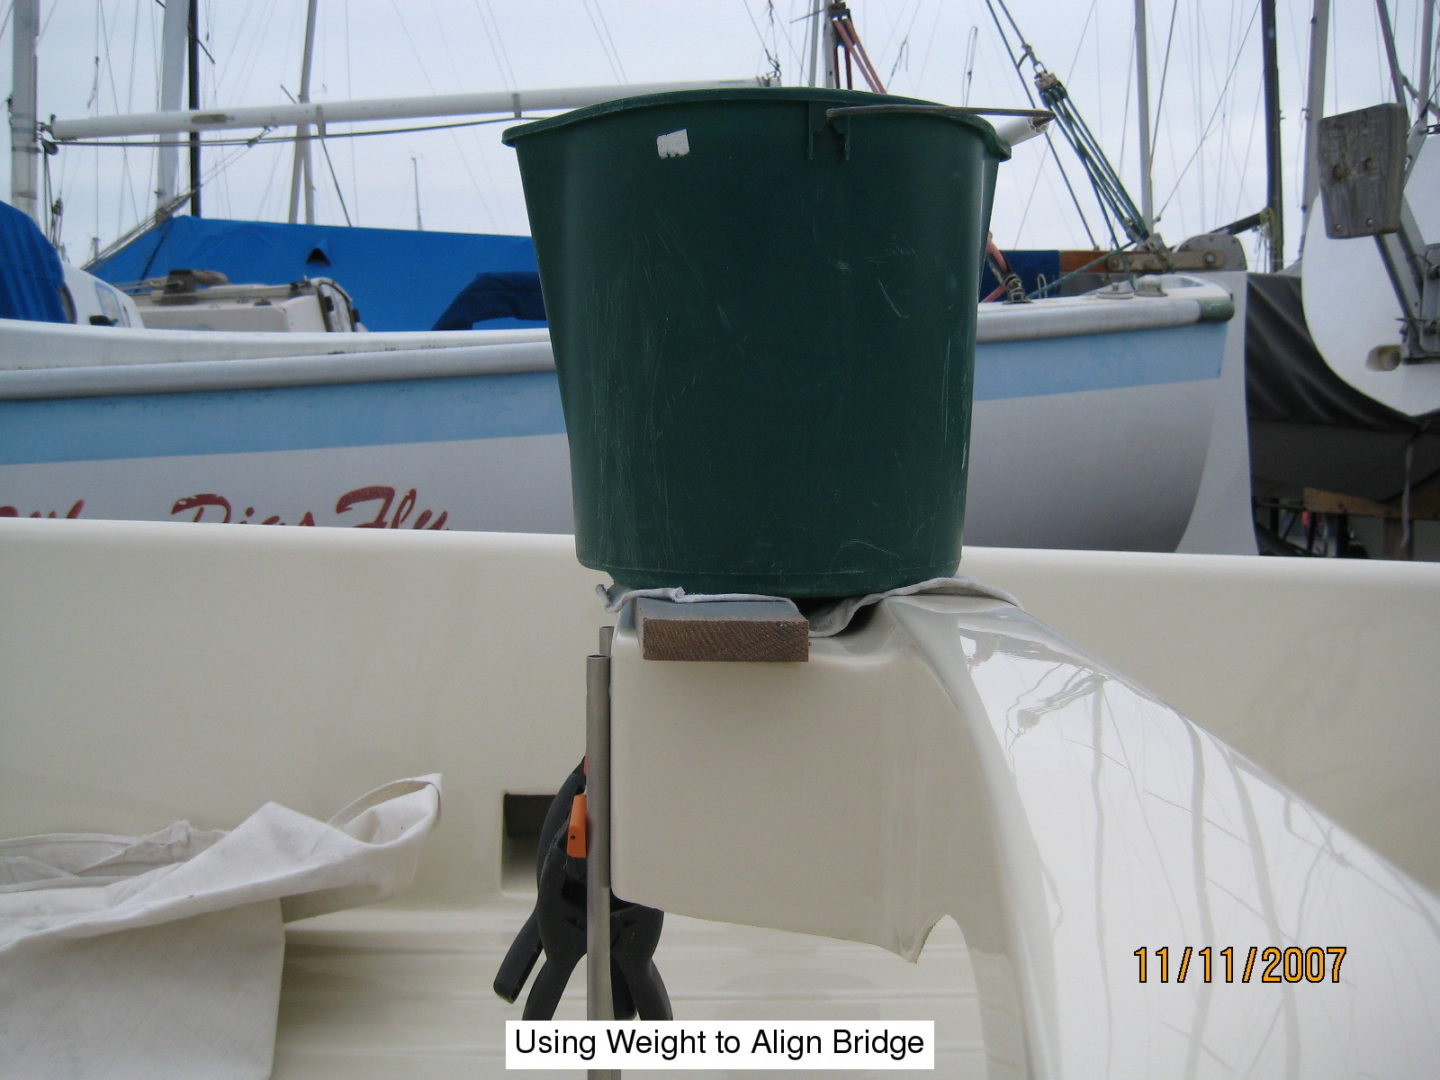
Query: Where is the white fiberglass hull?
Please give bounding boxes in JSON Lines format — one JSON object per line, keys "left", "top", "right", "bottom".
{"left": 3, "top": 520, "right": 1436, "bottom": 1076}
{"left": 1, "top": 275, "right": 1247, "bottom": 552}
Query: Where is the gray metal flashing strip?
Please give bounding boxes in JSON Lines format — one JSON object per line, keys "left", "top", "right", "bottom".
{"left": 0, "top": 340, "right": 557, "bottom": 400}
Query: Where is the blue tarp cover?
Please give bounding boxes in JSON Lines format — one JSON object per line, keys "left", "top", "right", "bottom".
{"left": 89, "top": 216, "right": 541, "bottom": 332}
{"left": 431, "top": 270, "right": 545, "bottom": 330}
{"left": 86, "top": 215, "right": 1080, "bottom": 329}
{"left": 1, "top": 200, "right": 67, "bottom": 323}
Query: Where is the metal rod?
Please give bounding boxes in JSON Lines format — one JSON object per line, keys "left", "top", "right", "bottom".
{"left": 825, "top": 104, "right": 1053, "bottom": 120}
{"left": 1261, "top": 0, "right": 1285, "bottom": 271}
{"left": 1300, "top": 0, "right": 1331, "bottom": 237}
{"left": 154, "top": 0, "right": 188, "bottom": 213}
{"left": 1373, "top": 0, "right": 1410, "bottom": 109}
{"left": 187, "top": 0, "right": 202, "bottom": 218}
{"left": 49, "top": 79, "right": 768, "bottom": 140}
{"left": 585, "top": 651, "right": 617, "bottom": 1079}
{"left": 8, "top": 0, "right": 40, "bottom": 222}
{"left": 1418, "top": 0, "right": 1437, "bottom": 126}
{"left": 823, "top": 5, "right": 840, "bottom": 89}
{"left": 807, "top": 1, "right": 823, "bottom": 88}
{"left": 1134, "top": 0, "right": 1154, "bottom": 232}
{"left": 288, "top": 0, "right": 319, "bottom": 224}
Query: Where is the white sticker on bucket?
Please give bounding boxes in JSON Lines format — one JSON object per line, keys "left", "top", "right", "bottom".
{"left": 656, "top": 128, "right": 690, "bottom": 159}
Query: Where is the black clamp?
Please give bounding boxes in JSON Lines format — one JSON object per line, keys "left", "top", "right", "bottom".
{"left": 494, "top": 760, "right": 672, "bottom": 1021}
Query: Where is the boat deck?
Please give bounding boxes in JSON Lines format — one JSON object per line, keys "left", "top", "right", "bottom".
{"left": 275, "top": 878, "right": 983, "bottom": 1078}
{"left": 8, "top": 521, "right": 1439, "bottom": 1077}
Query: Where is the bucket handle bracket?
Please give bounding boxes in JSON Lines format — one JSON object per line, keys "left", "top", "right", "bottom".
{"left": 809, "top": 101, "right": 853, "bottom": 161}
{"left": 825, "top": 104, "right": 1054, "bottom": 153}
{"left": 823, "top": 105, "right": 1054, "bottom": 121}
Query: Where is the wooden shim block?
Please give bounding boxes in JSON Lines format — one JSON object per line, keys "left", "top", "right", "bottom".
{"left": 634, "top": 599, "right": 809, "bottom": 663}
{"left": 1316, "top": 103, "right": 1408, "bottom": 238}
{"left": 1304, "top": 486, "right": 1440, "bottom": 521}
{"left": 1304, "top": 487, "right": 1396, "bottom": 519}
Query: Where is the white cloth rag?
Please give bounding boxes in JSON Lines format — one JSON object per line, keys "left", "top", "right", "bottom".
{"left": 0, "top": 775, "right": 441, "bottom": 1080}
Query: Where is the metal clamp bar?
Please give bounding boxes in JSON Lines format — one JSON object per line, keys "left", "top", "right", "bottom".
{"left": 824, "top": 104, "right": 1054, "bottom": 121}
{"left": 585, "top": 648, "right": 618, "bottom": 1080}
{"left": 823, "top": 105, "right": 1054, "bottom": 149}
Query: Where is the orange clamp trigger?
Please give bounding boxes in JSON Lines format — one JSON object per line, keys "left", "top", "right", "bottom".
{"left": 567, "top": 793, "right": 588, "bottom": 858}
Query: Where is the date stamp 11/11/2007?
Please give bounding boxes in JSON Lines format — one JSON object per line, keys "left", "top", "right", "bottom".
{"left": 1134, "top": 946, "right": 1346, "bottom": 984}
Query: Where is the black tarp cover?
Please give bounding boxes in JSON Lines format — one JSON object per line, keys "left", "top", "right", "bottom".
{"left": 1246, "top": 271, "right": 1438, "bottom": 433}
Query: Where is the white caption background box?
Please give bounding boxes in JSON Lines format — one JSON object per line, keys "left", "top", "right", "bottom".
{"left": 506, "top": 1019, "right": 935, "bottom": 1070}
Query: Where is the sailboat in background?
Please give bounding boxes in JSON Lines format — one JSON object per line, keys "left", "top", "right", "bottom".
{"left": 10, "top": 0, "right": 1431, "bottom": 559}
{"left": 1240, "top": 0, "right": 1440, "bottom": 559}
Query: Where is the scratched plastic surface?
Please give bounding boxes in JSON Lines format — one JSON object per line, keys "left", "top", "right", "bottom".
{"left": 504, "top": 88, "right": 1008, "bottom": 596}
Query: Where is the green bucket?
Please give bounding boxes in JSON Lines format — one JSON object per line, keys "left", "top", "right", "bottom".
{"left": 504, "top": 88, "right": 1009, "bottom": 597}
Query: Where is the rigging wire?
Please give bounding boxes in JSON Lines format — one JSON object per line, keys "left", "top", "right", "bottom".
{"left": 474, "top": 0, "right": 519, "bottom": 90}
{"left": 1117, "top": 12, "right": 1135, "bottom": 187}
{"left": 343, "top": 0, "right": 358, "bottom": 224}
{"left": 1373, "top": 0, "right": 1411, "bottom": 107}
{"left": 1149, "top": 0, "right": 1180, "bottom": 181}
{"left": 315, "top": 125, "right": 352, "bottom": 226}
{"left": 85, "top": 136, "right": 265, "bottom": 269}
{"left": 582, "top": 0, "right": 628, "bottom": 84}
{"left": 990, "top": 0, "right": 1151, "bottom": 247}
{"left": 741, "top": 0, "right": 793, "bottom": 82}
{"left": 1155, "top": 0, "right": 1259, "bottom": 224}
{"left": 418, "top": 0, "right": 499, "bottom": 230}
{"left": 962, "top": 25, "right": 978, "bottom": 106}
{"left": 982, "top": 0, "right": 1101, "bottom": 250}
{"left": 1063, "top": 0, "right": 1098, "bottom": 90}
{"left": 738, "top": 0, "right": 783, "bottom": 82}
{"left": 765, "top": 0, "right": 805, "bottom": 80}
{"left": 447, "top": 1, "right": 519, "bottom": 232}
{"left": 885, "top": 0, "right": 927, "bottom": 87}
{"left": 99, "top": 0, "right": 138, "bottom": 244}
{"left": 911, "top": 0, "right": 947, "bottom": 92}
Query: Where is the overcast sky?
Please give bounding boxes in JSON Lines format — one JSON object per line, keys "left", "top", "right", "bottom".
{"left": 4, "top": 0, "right": 1436, "bottom": 269}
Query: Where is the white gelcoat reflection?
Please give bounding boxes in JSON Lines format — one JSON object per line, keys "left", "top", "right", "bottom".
{"left": 893, "top": 598, "right": 1440, "bottom": 1080}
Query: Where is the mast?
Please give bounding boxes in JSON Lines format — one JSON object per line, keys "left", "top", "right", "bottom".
{"left": 1260, "top": 0, "right": 1284, "bottom": 272}
{"left": 155, "top": 0, "right": 189, "bottom": 214}
{"left": 823, "top": 5, "right": 839, "bottom": 89}
{"left": 1133, "top": 0, "right": 1154, "bottom": 232}
{"left": 1420, "top": 0, "right": 1436, "bottom": 126}
{"left": 8, "top": 0, "right": 40, "bottom": 222}
{"left": 807, "top": 2, "right": 823, "bottom": 87}
{"left": 288, "top": 0, "right": 319, "bottom": 224}
{"left": 187, "top": 0, "right": 202, "bottom": 217}
{"left": 1300, "top": 0, "right": 1331, "bottom": 237}
{"left": 1373, "top": 0, "right": 1410, "bottom": 109}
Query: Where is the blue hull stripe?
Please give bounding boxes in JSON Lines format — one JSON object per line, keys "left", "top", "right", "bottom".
{"left": 1, "top": 370, "right": 567, "bottom": 465}
{"left": 0, "top": 323, "right": 1223, "bottom": 466}
{"left": 974, "top": 322, "right": 1224, "bottom": 401}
